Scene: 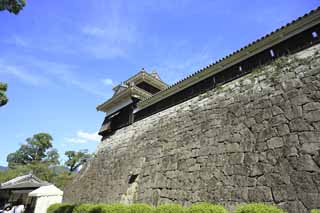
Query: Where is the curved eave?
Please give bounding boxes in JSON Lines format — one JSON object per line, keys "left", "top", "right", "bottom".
{"left": 137, "top": 7, "right": 320, "bottom": 111}
{"left": 97, "top": 86, "right": 153, "bottom": 112}
{"left": 125, "top": 71, "right": 169, "bottom": 90}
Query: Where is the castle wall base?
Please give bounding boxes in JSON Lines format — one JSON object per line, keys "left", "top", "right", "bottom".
{"left": 64, "top": 44, "right": 320, "bottom": 213}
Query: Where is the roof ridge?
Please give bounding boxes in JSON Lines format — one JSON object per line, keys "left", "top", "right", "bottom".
{"left": 138, "top": 6, "right": 320, "bottom": 107}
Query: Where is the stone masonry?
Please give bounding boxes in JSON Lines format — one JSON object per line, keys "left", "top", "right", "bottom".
{"left": 64, "top": 44, "right": 320, "bottom": 213}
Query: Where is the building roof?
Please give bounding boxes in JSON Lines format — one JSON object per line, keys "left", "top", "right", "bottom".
{"left": 28, "top": 185, "right": 63, "bottom": 197}
{"left": 97, "top": 85, "right": 153, "bottom": 112}
{"left": 123, "top": 70, "right": 168, "bottom": 90}
{"left": 137, "top": 7, "right": 320, "bottom": 111}
{"left": 0, "top": 174, "right": 50, "bottom": 190}
{"left": 97, "top": 70, "right": 168, "bottom": 112}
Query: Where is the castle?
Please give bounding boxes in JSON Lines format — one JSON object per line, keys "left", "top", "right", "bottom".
{"left": 64, "top": 7, "right": 320, "bottom": 213}
{"left": 97, "top": 70, "right": 168, "bottom": 139}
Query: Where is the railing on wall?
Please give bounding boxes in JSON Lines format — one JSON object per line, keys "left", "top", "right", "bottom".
{"left": 134, "top": 23, "right": 320, "bottom": 122}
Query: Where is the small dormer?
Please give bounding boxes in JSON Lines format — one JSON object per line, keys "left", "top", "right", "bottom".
{"left": 112, "top": 83, "right": 128, "bottom": 97}
{"left": 97, "top": 69, "right": 168, "bottom": 138}
{"left": 123, "top": 68, "right": 167, "bottom": 95}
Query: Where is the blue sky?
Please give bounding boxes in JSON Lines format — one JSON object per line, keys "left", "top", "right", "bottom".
{"left": 0, "top": 0, "right": 318, "bottom": 166}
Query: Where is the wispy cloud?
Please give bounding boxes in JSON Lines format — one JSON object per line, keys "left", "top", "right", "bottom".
{"left": 65, "top": 130, "right": 101, "bottom": 144}
{"left": 75, "top": 1, "right": 139, "bottom": 59}
{"left": 4, "top": 35, "right": 29, "bottom": 47}
{"left": 22, "top": 1, "right": 138, "bottom": 59}
{"left": 142, "top": 39, "right": 216, "bottom": 85}
{"left": 81, "top": 24, "right": 136, "bottom": 43}
{"left": 2, "top": 9, "right": 138, "bottom": 60}
{"left": 156, "top": 50, "right": 212, "bottom": 83}
{"left": 65, "top": 138, "right": 87, "bottom": 144}
{"left": 102, "top": 78, "right": 116, "bottom": 87}
{"left": 80, "top": 23, "right": 137, "bottom": 59}
{"left": 0, "top": 56, "right": 112, "bottom": 97}
{"left": 82, "top": 26, "right": 106, "bottom": 37}
{"left": 0, "top": 60, "right": 49, "bottom": 86}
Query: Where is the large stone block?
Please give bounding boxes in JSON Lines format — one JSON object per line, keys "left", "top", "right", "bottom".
{"left": 64, "top": 43, "right": 320, "bottom": 212}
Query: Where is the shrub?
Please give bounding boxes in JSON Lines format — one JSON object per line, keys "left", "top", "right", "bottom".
{"left": 234, "top": 203, "right": 286, "bottom": 213}
{"left": 47, "top": 203, "right": 75, "bottom": 213}
{"left": 99, "top": 204, "right": 129, "bottom": 213}
{"left": 187, "top": 203, "right": 228, "bottom": 213}
{"left": 88, "top": 205, "right": 104, "bottom": 213}
{"left": 47, "top": 203, "right": 60, "bottom": 213}
{"left": 127, "top": 203, "right": 154, "bottom": 213}
{"left": 311, "top": 210, "right": 320, "bottom": 213}
{"left": 72, "top": 204, "right": 98, "bottom": 213}
{"left": 154, "top": 204, "right": 185, "bottom": 213}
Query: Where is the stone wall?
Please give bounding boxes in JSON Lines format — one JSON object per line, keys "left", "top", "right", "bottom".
{"left": 64, "top": 44, "right": 320, "bottom": 213}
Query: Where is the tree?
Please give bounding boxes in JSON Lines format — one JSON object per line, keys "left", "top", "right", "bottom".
{"left": 0, "top": 82, "right": 8, "bottom": 107}
{"left": 52, "top": 171, "right": 75, "bottom": 189}
{"left": 65, "top": 150, "right": 92, "bottom": 172}
{"left": 0, "top": 0, "right": 26, "bottom": 14}
{"left": 26, "top": 133, "right": 53, "bottom": 161}
{"left": 2, "top": 133, "right": 87, "bottom": 189}
{"left": 0, "top": 163, "right": 56, "bottom": 184}
{"left": 45, "top": 148, "right": 60, "bottom": 165}
{"left": 0, "top": 164, "right": 30, "bottom": 183}
{"left": 7, "top": 133, "right": 59, "bottom": 167}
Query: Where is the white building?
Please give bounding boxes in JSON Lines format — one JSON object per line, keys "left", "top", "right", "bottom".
{"left": 29, "top": 185, "right": 63, "bottom": 213}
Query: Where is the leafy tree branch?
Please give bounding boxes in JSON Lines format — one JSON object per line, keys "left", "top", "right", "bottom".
{"left": 0, "top": 82, "right": 8, "bottom": 107}
{"left": 0, "top": 0, "right": 26, "bottom": 14}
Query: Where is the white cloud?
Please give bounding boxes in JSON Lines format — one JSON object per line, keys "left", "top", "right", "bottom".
{"left": 67, "top": 78, "right": 107, "bottom": 97}
{"left": 80, "top": 24, "right": 137, "bottom": 59}
{"left": 144, "top": 39, "right": 214, "bottom": 85}
{"left": 66, "top": 130, "right": 101, "bottom": 144}
{"left": 0, "top": 56, "right": 111, "bottom": 97}
{"left": 65, "top": 137, "right": 87, "bottom": 144}
{"left": 0, "top": 60, "right": 49, "bottom": 86}
{"left": 4, "top": 35, "right": 29, "bottom": 47}
{"left": 82, "top": 24, "right": 136, "bottom": 43}
{"left": 82, "top": 26, "right": 106, "bottom": 37}
{"left": 1, "top": 1, "right": 139, "bottom": 60}
{"left": 77, "top": 130, "right": 101, "bottom": 142}
{"left": 78, "top": 3, "right": 138, "bottom": 59}
{"left": 102, "top": 78, "right": 115, "bottom": 86}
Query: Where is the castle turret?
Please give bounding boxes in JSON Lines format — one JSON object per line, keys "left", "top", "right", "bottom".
{"left": 97, "top": 69, "right": 168, "bottom": 138}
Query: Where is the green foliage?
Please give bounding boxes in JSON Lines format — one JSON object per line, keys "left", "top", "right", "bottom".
{"left": 0, "top": 0, "right": 26, "bottom": 14}
{"left": 99, "top": 204, "right": 129, "bottom": 213}
{"left": 0, "top": 162, "right": 53, "bottom": 182}
{"left": 234, "top": 203, "right": 286, "bottom": 213}
{"left": 7, "top": 133, "right": 58, "bottom": 167}
{"left": 62, "top": 204, "right": 131, "bottom": 213}
{"left": 90, "top": 205, "right": 105, "bottom": 213}
{"left": 2, "top": 133, "right": 89, "bottom": 190}
{"left": 65, "top": 150, "right": 92, "bottom": 172}
{"left": 51, "top": 171, "right": 75, "bottom": 189}
{"left": 0, "top": 82, "right": 8, "bottom": 107}
{"left": 127, "top": 203, "right": 153, "bottom": 213}
{"left": 311, "top": 210, "right": 320, "bottom": 213}
{"left": 27, "top": 162, "right": 56, "bottom": 181}
{"left": 47, "top": 203, "right": 75, "bottom": 213}
{"left": 72, "top": 204, "right": 98, "bottom": 213}
{"left": 26, "top": 133, "right": 54, "bottom": 161}
{"left": 48, "top": 203, "right": 154, "bottom": 213}
{"left": 0, "top": 164, "right": 30, "bottom": 183}
{"left": 154, "top": 204, "right": 185, "bottom": 213}
{"left": 46, "top": 148, "right": 60, "bottom": 165}
{"left": 0, "top": 163, "right": 74, "bottom": 189}
{"left": 187, "top": 203, "right": 228, "bottom": 213}
{"left": 2, "top": 132, "right": 82, "bottom": 189}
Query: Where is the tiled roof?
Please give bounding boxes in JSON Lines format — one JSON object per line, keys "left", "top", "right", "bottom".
{"left": 137, "top": 7, "right": 320, "bottom": 110}
{"left": 0, "top": 174, "right": 49, "bottom": 189}
{"left": 97, "top": 70, "right": 168, "bottom": 112}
